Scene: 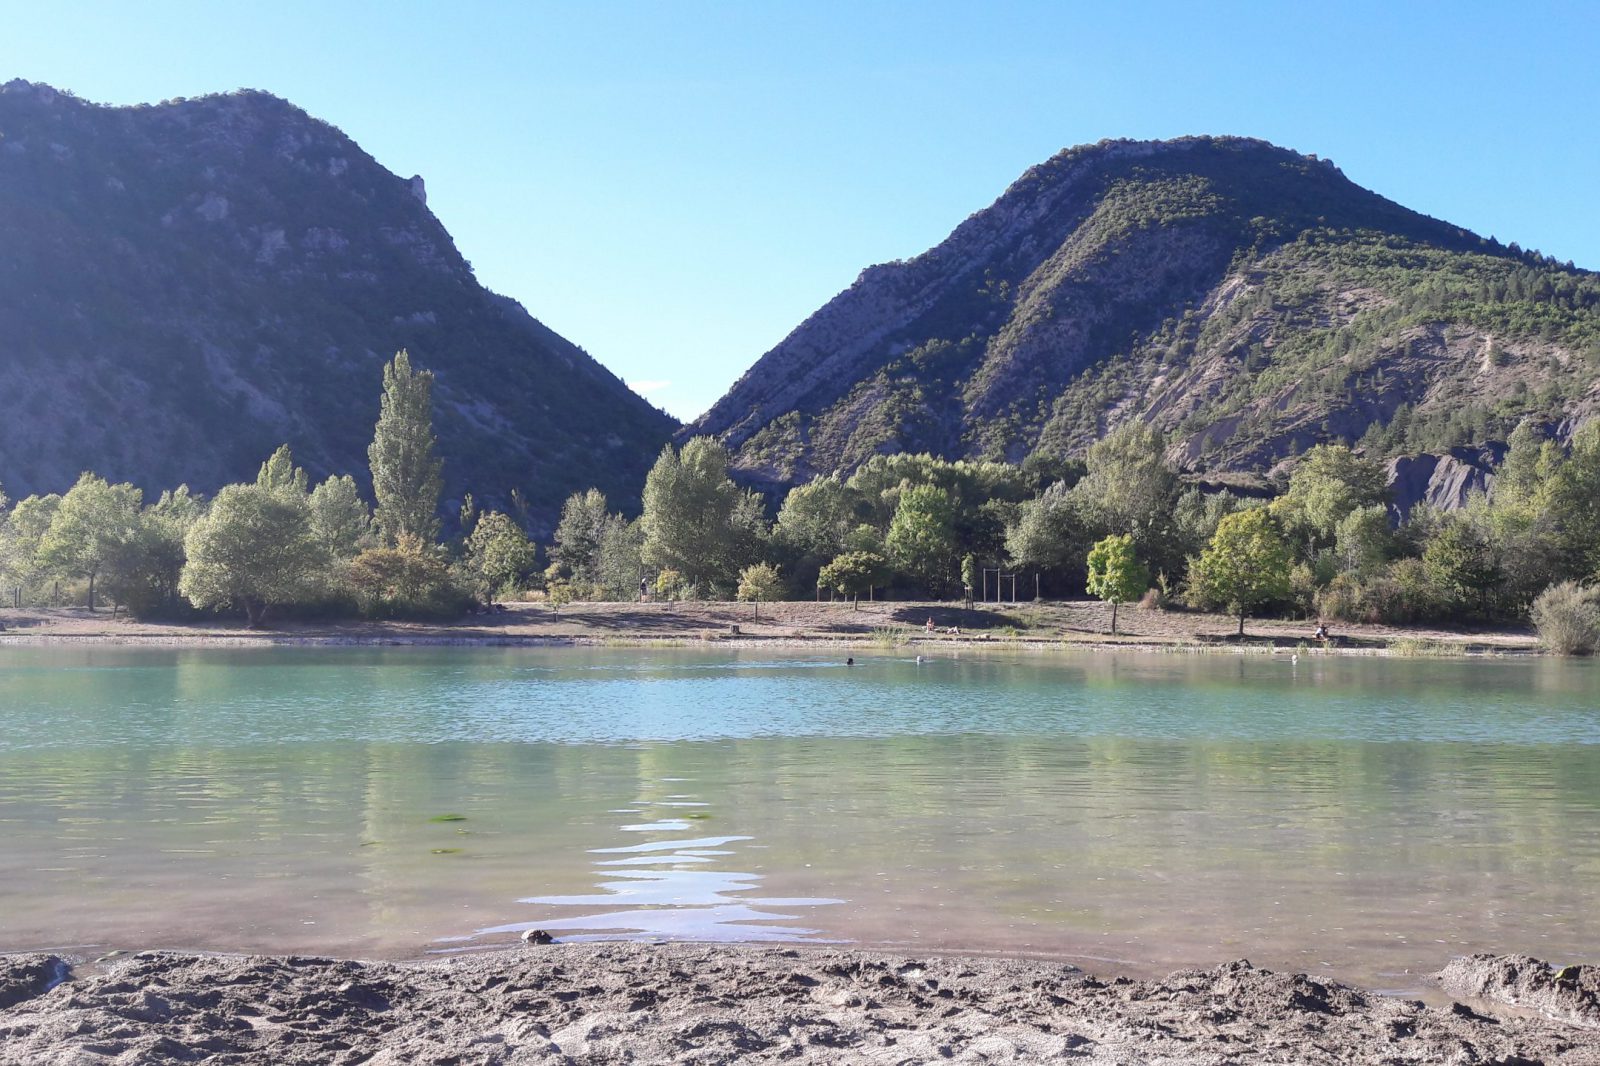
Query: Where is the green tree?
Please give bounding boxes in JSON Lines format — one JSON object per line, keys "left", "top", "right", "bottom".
{"left": 818, "top": 551, "right": 890, "bottom": 605}
{"left": 1085, "top": 534, "right": 1148, "bottom": 635}
{"left": 1273, "top": 444, "right": 1389, "bottom": 551}
{"left": 886, "top": 483, "right": 958, "bottom": 596}
{"left": 640, "top": 437, "right": 765, "bottom": 595}
{"left": 257, "top": 444, "right": 309, "bottom": 496}
{"left": 104, "top": 486, "right": 206, "bottom": 615}
{"left": 1072, "top": 422, "right": 1179, "bottom": 555}
{"left": 345, "top": 535, "right": 466, "bottom": 619}
{"left": 961, "top": 553, "right": 979, "bottom": 604}
{"left": 1005, "top": 481, "right": 1089, "bottom": 582}
{"left": 0, "top": 494, "right": 61, "bottom": 606}
{"left": 1422, "top": 514, "right": 1503, "bottom": 615}
{"left": 38, "top": 474, "right": 143, "bottom": 611}
{"left": 1333, "top": 505, "right": 1394, "bottom": 576}
{"left": 308, "top": 476, "right": 370, "bottom": 561}
{"left": 180, "top": 482, "right": 321, "bottom": 626}
{"left": 1190, "top": 509, "right": 1293, "bottom": 636}
{"left": 368, "top": 349, "right": 443, "bottom": 545}
{"left": 736, "top": 562, "right": 785, "bottom": 604}
{"left": 550, "top": 489, "right": 611, "bottom": 582}
{"left": 595, "top": 515, "right": 645, "bottom": 600}
{"left": 464, "top": 511, "right": 538, "bottom": 601}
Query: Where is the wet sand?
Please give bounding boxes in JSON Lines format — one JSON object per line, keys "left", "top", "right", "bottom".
{"left": 1, "top": 944, "right": 1595, "bottom": 1064}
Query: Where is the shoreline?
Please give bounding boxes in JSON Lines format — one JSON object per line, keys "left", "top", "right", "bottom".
{"left": 0, "top": 599, "right": 1542, "bottom": 658}
{"left": 2, "top": 942, "right": 1594, "bottom": 1063}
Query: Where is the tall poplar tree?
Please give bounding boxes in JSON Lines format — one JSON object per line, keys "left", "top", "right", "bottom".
{"left": 368, "top": 350, "right": 443, "bottom": 545}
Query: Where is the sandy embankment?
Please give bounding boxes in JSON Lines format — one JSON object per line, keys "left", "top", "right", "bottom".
{"left": 0, "top": 945, "right": 1595, "bottom": 1064}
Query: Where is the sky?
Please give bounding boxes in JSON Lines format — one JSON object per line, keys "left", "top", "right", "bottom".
{"left": 4, "top": 2, "right": 1598, "bottom": 422}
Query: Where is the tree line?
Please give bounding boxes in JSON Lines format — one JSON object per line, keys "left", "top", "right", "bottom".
{"left": 4, "top": 352, "right": 1600, "bottom": 652}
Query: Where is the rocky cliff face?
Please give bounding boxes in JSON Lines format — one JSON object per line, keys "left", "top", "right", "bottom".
{"left": 0, "top": 81, "right": 676, "bottom": 530}
{"left": 692, "top": 137, "right": 1600, "bottom": 491}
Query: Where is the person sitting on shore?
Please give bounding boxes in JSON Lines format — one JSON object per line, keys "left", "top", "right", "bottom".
{"left": 925, "top": 617, "right": 935, "bottom": 632}
{"left": 1314, "top": 622, "right": 1329, "bottom": 641}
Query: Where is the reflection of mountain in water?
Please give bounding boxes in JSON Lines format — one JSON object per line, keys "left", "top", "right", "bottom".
{"left": 463, "top": 793, "right": 843, "bottom": 946}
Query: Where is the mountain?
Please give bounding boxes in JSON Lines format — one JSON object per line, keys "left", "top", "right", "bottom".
{"left": 691, "top": 136, "right": 1600, "bottom": 490}
{"left": 0, "top": 80, "right": 677, "bottom": 531}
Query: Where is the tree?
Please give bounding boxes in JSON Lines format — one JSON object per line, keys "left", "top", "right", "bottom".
{"left": 1005, "top": 481, "right": 1089, "bottom": 582}
{"left": 1273, "top": 444, "right": 1389, "bottom": 550}
{"left": 308, "top": 476, "right": 370, "bottom": 561}
{"left": 885, "top": 484, "right": 957, "bottom": 595}
{"left": 464, "top": 511, "right": 538, "bottom": 600}
{"left": 38, "top": 474, "right": 143, "bottom": 611}
{"left": 736, "top": 562, "right": 785, "bottom": 606}
{"left": 640, "top": 437, "right": 765, "bottom": 594}
{"left": 1189, "top": 509, "right": 1293, "bottom": 636}
{"left": 961, "top": 553, "right": 979, "bottom": 605}
{"left": 257, "top": 444, "right": 309, "bottom": 496}
{"left": 550, "top": 489, "right": 611, "bottom": 582}
{"left": 345, "top": 535, "right": 466, "bottom": 618}
{"left": 0, "top": 494, "right": 61, "bottom": 606}
{"left": 595, "top": 515, "right": 645, "bottom": 600}
{"left": 1333, "top": 505, "right": 1394, "bottom": 576}
{"left": 1422, "top": 514, "right": 1502, "bottom": 615}
{"left": 818, "top": 551, "right": 890, "bottom": 605}
{"left": 1085, "top": 534, "right": 1148, "bottom": 635}
{"left": 1072, "top": 422, "right": 1179, "bottom": 555}
{"left": 369, "top": 349, "right": 443, "bottom": 545}
{"left": 180, "top": 482, "right": 321, "bottom": 626}
{"left": 104, "top": 486, "right": 205, "bottom": 615}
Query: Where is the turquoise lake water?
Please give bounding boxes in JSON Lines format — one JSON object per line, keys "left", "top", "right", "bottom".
{"left": 1, "top": 645, "right": 1597, "bottom": 991}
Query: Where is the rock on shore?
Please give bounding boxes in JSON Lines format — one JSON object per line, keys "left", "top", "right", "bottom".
{"left": 1, "top": 944, "right": 1595, "bottom": 1064}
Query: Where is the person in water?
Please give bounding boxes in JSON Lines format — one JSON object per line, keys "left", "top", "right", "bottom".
{"left": 846, "top": 657, "right": 855, "bottom": 666}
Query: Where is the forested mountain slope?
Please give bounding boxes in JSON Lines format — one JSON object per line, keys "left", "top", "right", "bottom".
{"left": 0, "top": 80, "right": 676, "bottom": 531}
{"left": 692, "top": 136, "right": 1600, "bottom": 488}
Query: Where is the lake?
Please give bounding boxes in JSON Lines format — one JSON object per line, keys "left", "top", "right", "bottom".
{"left": 2, "top": 644, "right": 1597, "bottom": 992}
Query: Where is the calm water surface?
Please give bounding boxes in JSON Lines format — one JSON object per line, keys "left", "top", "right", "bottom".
{"left": 2, "top": 645, "right": 1598, "bottom": 991}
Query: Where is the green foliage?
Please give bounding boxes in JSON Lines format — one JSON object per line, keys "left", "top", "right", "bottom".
{"left": 1189, "top": 509, "right": 1293, "bottom": 634}
{"left": 463, "top": 511, "right": 538, "bottom": 601}
{"left": 369, "top": 350, "right": 444, "bottom": 546}
{"left": 308, "top": 476, "right": 370, "bottom": 561}
{"left": 1530, "top": 581, "right": 1600, "bottom": 655}
{"left": 550, "top": 489, "right": 611, "bottom": 583}
{"left": 1073, "top": 422, "right": 1178, "bottom": 546}
{"left": 594, "top": 515, "right": 645, "bottom": 601}
{"left": 640, "top": 438, "right": 766, "bottom": 596}
{"left": 180, "top": 481, "right": 321, "bottom": 626}
{"left": 885, "top": 484, "right": 958, "bottom": 595}
{"left": 345, "top": 535, "right": 467, "bottom": 619}
{"left": 38, "top": 473, "right": 143, "bottom": 611}
{"left": 736, "top": 562, "right": 786, "bottom": 602}
{"left": 1005, "top": 482, "right": 1089, "bottom": 578}
{"left": 961, "top": 553, "right": 979, "bottom": 598}
{"left": 1333, "top": 505, "right": 1394, "bottom": 576}
{"left": 256, "top": 445, "right": 309, "bottom": 496}
{"left": 1422, "top": 513, "right": 1503, "bottom": 615}
{"left": 1085, "top": 534, "right": 1149, "bottom": 634}
{"left": 817, "top": 551, "right": 890, "bottom": 599}
{"left": 1274, "top": 445, "right": 1389, "bottom": 550}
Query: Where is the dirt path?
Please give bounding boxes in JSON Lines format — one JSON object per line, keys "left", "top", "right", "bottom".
{"left": 0, "top": 600, "right": 1537, "bottom": 656}
{"left": 1, "top": 945, "right": 1594, "bottom": 1064}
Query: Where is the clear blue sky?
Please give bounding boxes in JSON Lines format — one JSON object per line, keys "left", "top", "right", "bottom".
{"left": 5, "top": 2, "right": 1597, "bottom": 421}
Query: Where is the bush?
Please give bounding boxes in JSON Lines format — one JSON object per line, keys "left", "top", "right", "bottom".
{"left": 1530, "top": 581, "right": 1600, "bottom": 655}
{"left": 345, "top": 537, "right": 469, "bottom": 619}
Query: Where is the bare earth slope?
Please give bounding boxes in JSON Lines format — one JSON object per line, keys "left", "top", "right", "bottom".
{"left": 692, "top": 136, "right": 1600, "bottom": 489}
{"left": 0, "top": 80, "right": 677, "bottom": 531}
{"left": 1, "top": 946, "right": 1595, "bottom": 1064}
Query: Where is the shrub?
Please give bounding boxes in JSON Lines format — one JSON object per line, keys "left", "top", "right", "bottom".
{"left": 736, "top": 562, "right": 786, "bottom": 602}
{"left": 1530, "top": 581, "right": 1600, "bottom": 655}
{"left": 345, "top": 536, "right": 469, "bottom": 619}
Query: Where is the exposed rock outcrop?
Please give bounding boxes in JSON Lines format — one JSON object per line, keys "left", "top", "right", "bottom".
{"left": 0, "top": 81, "right": 676, "bottom": 530}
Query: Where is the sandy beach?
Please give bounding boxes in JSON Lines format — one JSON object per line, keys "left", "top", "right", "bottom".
{"left": 2, "top": 944, "right": 1596, "bottom": 1064}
